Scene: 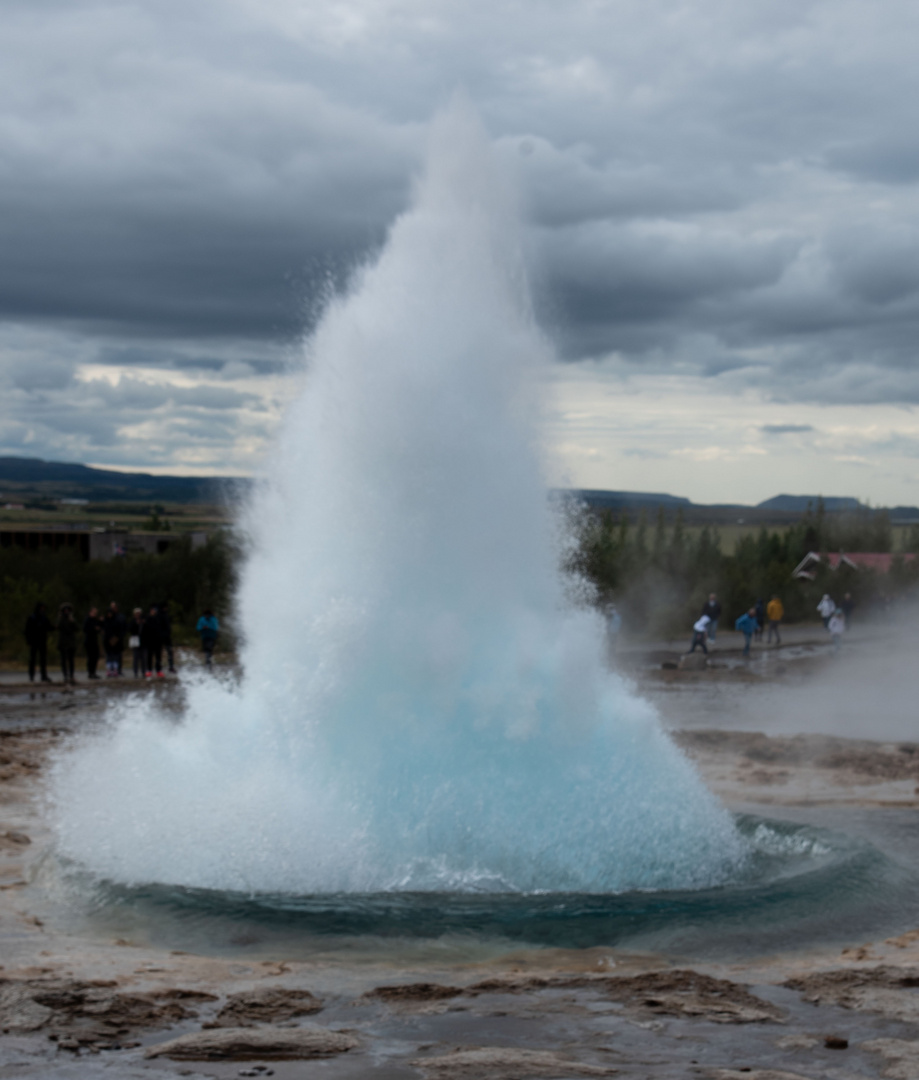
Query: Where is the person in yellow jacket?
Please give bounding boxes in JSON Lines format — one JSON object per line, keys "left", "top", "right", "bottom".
{"left": 766, "top": 595, "right": 784, "bottom": 645}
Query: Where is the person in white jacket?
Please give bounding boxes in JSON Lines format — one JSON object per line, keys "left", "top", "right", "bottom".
{"left": 688, "top": 613, "right": 711, "bottom": 654}
{"left": 828, "top": 608, "right": 845, "bottom": 651}
{"left": 817, "top": 593, "right": 836, "bottom": 628}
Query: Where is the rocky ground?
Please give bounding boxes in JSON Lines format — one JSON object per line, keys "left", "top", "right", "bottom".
{"left": 2, "top": 635, "right": 919, "bottom": 1079}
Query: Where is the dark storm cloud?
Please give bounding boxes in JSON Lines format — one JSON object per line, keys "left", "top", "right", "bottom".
{"left": 3, "top": 0, "right": 919, "bottom": 470}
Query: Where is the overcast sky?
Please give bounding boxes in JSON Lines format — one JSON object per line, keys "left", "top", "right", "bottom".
{"left": 2, "top": 0, "right": 919, "bottom": 505}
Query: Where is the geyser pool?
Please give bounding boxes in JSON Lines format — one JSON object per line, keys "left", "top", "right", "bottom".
{"left": 52, "top": 103, "right": 748, "bottom": 903}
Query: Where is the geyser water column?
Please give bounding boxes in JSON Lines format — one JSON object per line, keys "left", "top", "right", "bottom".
{"left": 51, "top": 104, "right": 748, "bottom": 898}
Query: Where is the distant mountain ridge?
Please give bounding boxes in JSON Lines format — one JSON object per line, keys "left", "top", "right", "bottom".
{"left": 755, "top": 494, "right": 862, "bottom": 512}
{"left": 0, "top": 456, "right": 246, "bottom": 503}
{"left": 0, "top": 457, "right": 915, "bottom": 517}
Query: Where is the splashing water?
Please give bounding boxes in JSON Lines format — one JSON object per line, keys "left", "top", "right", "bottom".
{"left": 51, "top": 105, "right": 747, "bottom": 896}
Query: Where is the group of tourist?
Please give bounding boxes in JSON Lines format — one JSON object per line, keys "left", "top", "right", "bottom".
{"left": 687, "top": 589, "right": 856, "bottom": 658}
{"left": 23, "top": 601, "right": 221, "bottom": 684}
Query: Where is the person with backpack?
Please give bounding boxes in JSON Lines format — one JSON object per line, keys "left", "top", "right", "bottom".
{"left": 735, "top": 607, "right": 759, "bottom": 658}
{"left": 196, "top": 608, "right": 219, "bottom": 668}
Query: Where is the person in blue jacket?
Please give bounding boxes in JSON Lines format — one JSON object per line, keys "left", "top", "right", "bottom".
{"left": 196, "top": 608, "right": 220, "bottom": 668}
{"left": 735, "top": 607, "right": 758, "bottom": 658}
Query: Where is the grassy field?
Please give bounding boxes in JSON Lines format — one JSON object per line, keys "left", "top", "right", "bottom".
{"left": 0, "top": 502, "right": 231, "bottom": 533}
{"left": 672, "top": 523, "right": 916, "bottom": 556}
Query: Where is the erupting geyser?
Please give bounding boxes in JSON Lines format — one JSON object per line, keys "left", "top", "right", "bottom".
{"left": 51, "top": 104, "right": 747, "bottom": 897}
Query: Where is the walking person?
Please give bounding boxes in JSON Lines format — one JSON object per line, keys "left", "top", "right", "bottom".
{"left": 766, "top": 595, "right": 784, "bottom": 645}
{"left": 735, "top": 607, "right": 758, "bottom": 658}
{"left": 127, "top": 608, "right": 146, "bottom": 678}
{"left": 688, "top": 613, "right": 711, "bottom": 654}
{"left": 196, "top": 608, "right": 220, "bottom": 668}
{"left": 828, "top": 607, "right": 846, "bottom": 653}
{"left": 701, "top": 593, "right": 722, "bottom": 642}
{"left": 83, "top": 607, "right": 102, "bottom": 679}
{"left": 754, "top": 598, "right": 765, "bottom": 641}
{"left": 142, "top": 604, "right": 164, "bottom": 678}
{"left": 57, "top": 603, "right": 78, "bottom": 685}
{"left": 841, "top": 592, "right": 855, "bottom": 629}
{"left": 817, "top": 593, "right": 835, "bottom": 628}
{"left": 24, "top": 602, "right": 54, "bottom": 683}
{"left": 102, "top": 601, "right": 126, "bottom": 677}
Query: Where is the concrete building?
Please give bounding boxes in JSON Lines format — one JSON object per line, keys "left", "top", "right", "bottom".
{"left": 0, "top": 528, "right": 209, "bottom": 562}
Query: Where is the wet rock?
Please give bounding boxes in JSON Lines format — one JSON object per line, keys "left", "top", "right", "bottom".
{"left": 863, "top": 1038, "right": 919, "bottom": 1080}
{"left": 784, "top": 967, "right": 919, "bottom": 1023}
{"left": 602, "top": 971, "right": 783, "bottom": 1023}
{"left": 0, "top": 977, "right": 217, "bottom": 1047}
{"left": 409, "top": 1047, "right": 617, "bottom": 1078}
{"left": 709, "top": 1071, "right": 816, "bottom": 1080}
{"left": 214, "top": 987, "right": 323, "bottom": 1026}
{"left": 679, "top": 653, "right": 709, "bottom": 671}
{"left": 824, "top": 1034, "right": 848, "bottom": 1049}
{"left": 365, "top": 982, "right": 463, "bottom": 1004}
{"left": 1, "top": 830, "right": 31, "bottom": 847}
{"left": 460, "top": 970, "right": 782, "bottom": 1024}
{"left": 775, "top": 1034, "right": 819, "bottom": 1051}
{"left": 0, "top": 983, "right": 53, "bottom": 1031}
{"left": 145, "top": 1024, "right": 358, "bottom": 1060}
{"left": 661, "top": 660, "right": 679, "bottom": 670}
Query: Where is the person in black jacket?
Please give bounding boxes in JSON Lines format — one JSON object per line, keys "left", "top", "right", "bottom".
{"left": 24, "top": 602, "right": 54, "bottom": 683}
{"left": 141, "top": 604, "right": 164, "bottom": 678}
{"left": 83, "top": 607, "right": 102, "bottom": 679}
{"left": 701, "top": 593, "right": 722, "bottom": 642}
{"left": 57, "top": 603, "right": 78, "bottom": 685}
{"left": 158, "top": 600, "right": 176, "bottom": 673}
{"left": 102, "top": 602, "right": 126, "bottom": 677}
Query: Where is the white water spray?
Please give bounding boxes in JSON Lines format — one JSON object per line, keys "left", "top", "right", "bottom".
{"left": 52, "top": 105, "right": 747, "bottom": 895}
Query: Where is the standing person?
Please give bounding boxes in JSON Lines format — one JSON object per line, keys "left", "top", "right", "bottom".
{"left": 142, "top": 604, "right": 164, "bottom": 678}
{"left": 817, "top": 593, "right": 835, "bottom": 628}
{"left": 127, "top": 607, "right": 146, "bottom": 679}
{"left": 158, "top": 600, "right": 176, "bottom": 673}
{"left": 735, "top": 607, "right": 758, "bottom": 658}
{"left": 57, "top": 603, "right": 78, "bottom": 685}
{"left": 754, "top": 598, "right": 765, "bottom": 641}
{"left": 83, "top": 607, "right": 102, "bottom": 679}
{"left": 688, "top": 613, "right": 711, "bottom": 654}
{"left": 196, "top": 608, "right": 219, "bottom": 668}
{"left": 102, "top": 602, "right": 126, "bottom": 677}
{"left": 701, "top": 593, "right": 722, "bottom": 642}
{"left": 828, "top": 607, "right": 846, "bottom": 652}
{"left": 841, "top": 592, "right": 855, "bottom": 628}
{"left": 766, "top": 595, "right": 784, "bottom": 645}
{"left": 24, "top": 602, "right": 54, "bottom": 683}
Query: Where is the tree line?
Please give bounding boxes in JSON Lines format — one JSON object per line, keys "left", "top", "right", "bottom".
{"left": 0, "top": 532, "right": 237, "bottom": 663}
{"left": 566, "top": 500, "right": 919, "bottom": 637}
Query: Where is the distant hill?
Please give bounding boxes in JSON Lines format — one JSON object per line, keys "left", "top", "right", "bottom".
{"left": 569, "top": 489, "right": 692, "bottom": 511}
{"left": 756, "top": 495, "right": 862, "bottom": 513}
{"left": 0, "top": 456, "right": 247, "bottom": 504}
